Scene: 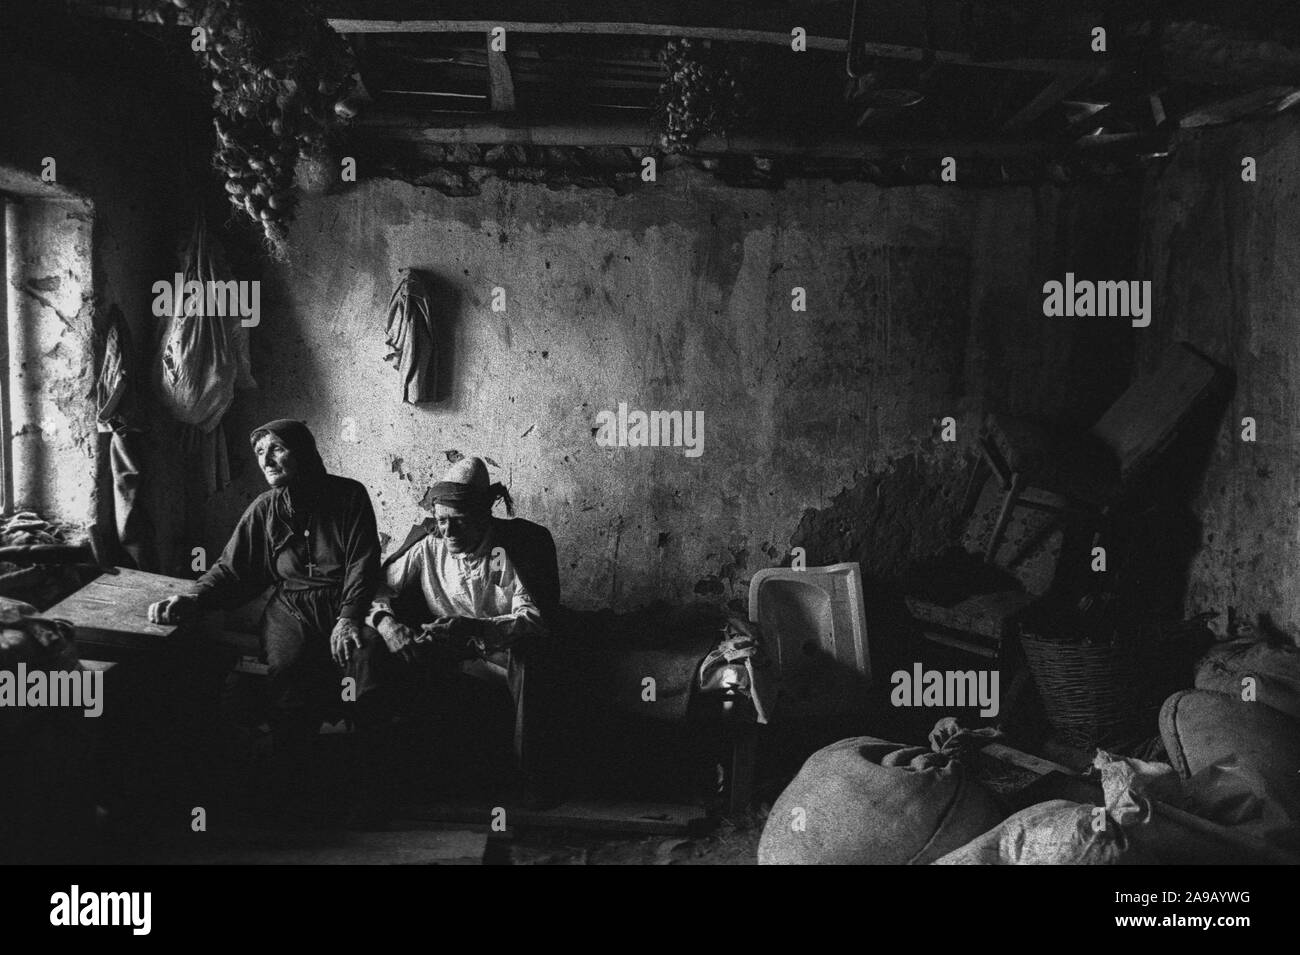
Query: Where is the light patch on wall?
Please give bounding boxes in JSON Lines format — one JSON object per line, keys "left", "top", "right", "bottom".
{"left": 5, "top": 197, "right": 96, "bottom": 524}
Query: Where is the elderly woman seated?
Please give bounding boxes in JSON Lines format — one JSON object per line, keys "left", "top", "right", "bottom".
{"left": 148, "top": 419, "right": 385, "bottom": 821}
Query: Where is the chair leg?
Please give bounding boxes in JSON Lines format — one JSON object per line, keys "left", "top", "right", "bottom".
{"left": 729, "top": 723, "right": 758, "bottom": 817}
{"left": 985, "top": 471, "right": 1024, "bottom": 564}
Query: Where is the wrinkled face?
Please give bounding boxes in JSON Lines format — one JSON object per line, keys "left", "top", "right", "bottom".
{"left": 435, "top": 502, "right": 489, "bottom": 555}
{"left": 254, "top": 434, "right": 300, "bottom": 488}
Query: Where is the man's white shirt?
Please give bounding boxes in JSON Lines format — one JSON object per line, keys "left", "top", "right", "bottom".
{"left": 368, "top": 527, "right": 546, "bottom": 650}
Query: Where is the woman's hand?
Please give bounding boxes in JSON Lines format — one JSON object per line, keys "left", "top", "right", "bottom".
{"left": 331, "top": 617, "right": 364, "bottom": 667}
{"left": 147, "top": 594, "right": 198, "bottom": 625}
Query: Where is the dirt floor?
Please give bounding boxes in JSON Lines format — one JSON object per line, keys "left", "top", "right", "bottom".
{"left": 111, "top": 721, "right": 768, "bottom": 865}
{"left": 490, "top": 812, "right": 764, "bottom": 865}
{"left": 124, "top": 802, "right": 766, "bottom": 866}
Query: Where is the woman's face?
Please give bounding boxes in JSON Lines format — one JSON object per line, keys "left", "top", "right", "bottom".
{"left": 254, "top": 435, "right": 300, "bottom": 487}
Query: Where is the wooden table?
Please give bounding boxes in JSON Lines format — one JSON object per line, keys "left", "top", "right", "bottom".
{"left": 42, "top": 567, "right": 198, "bottom": 658}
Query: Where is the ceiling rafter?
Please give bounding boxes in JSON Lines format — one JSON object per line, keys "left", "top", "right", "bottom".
{"left": 356, "top": 109, "right": 1049, "bottom": 160}
{"left": 329, "top": 18, "right": 1095, "bottom": 73}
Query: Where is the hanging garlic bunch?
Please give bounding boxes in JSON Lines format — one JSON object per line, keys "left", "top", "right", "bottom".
{"left": 163, "top": 0, "right": 358, "bottom": 259}
{"left": 656, "top": 39, "right": 746, "bottom": 152}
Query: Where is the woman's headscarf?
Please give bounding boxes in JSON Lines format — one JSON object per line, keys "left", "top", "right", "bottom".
{"left": 248, "top": 419, "right": 326, "bottom": 482}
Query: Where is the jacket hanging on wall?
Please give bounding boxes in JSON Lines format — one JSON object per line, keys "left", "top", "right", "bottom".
{"left": 94, "top": 307, "right": 157, "bottom": 570}
{"left": 384, "top": 268, "right": 438, "bottom": 403}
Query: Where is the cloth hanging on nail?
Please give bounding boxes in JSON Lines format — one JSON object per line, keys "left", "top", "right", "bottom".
{"left": 95, "top": 309, "right": 135, "bottom": 433}
{"left": 94, "top": 307, "right": 158, "bottom": 570}
{"left": 384, "top": 268, "right": 438, "bottom": 404}
{"left": 154, "top": 215, "right": 256, "bottom": 433}
{"left": 153, "top": 216, "right": 256, "bottom": 497}
{"left": 107, "top": 433, "right": 158, "bottom": 570}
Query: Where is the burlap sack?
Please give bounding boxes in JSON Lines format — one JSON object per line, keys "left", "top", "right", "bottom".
{"left": 1160, "top": 688, "right": 1300, "bottom": 818}
{"left": 1195, "top": 638, "right": 1300, "bottom": 722}
{"left": 758, "top": 736, "right": 1005, "bottom": 865}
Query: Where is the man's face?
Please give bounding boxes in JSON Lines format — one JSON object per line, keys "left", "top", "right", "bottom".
{"left": 254, "top": 435, "right": 300, "bottom": 488}
{"left": 435, "top": 503, "right": 489, "bottom": 554}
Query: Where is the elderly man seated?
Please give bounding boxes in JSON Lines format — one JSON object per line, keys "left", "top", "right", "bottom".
{"left": 367, "top": 457, "right": 561, "bottom": 804}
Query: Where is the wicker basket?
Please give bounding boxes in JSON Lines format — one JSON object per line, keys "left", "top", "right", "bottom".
{"left": 1019, "top": 633, "right": 1169, "bottom": 750}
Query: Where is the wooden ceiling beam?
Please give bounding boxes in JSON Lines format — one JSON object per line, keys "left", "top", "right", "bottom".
{"left": 329, "top": 18, "right": 1094, "bottom": 72}
{"left": 486, "top": 45, "right": 516, "bottom": 110}
{"left": 1001, "top": 66, "right": 1103, "bottom": 132}
{"left": 70, "top": 3, "right": 1093, "bottom": 73}
{"left": 353, "top": 110, "right": 1048, "bottom": 159}
{"left": 330, "top": 19, "right": 847, "bottom": 51}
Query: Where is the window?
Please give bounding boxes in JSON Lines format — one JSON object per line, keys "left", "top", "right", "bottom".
{"left": 1, "top": 198, "right": 13, "bottom": 515}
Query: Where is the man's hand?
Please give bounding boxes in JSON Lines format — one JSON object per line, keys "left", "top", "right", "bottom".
{"left": 420, "top": 616, "right": 486, "bottom": 660}
{"left": 376, "top": 614, "right": 419, "bottom": 664}
{"left": 331, "top": 617, "right": 364, "bottom": 667}
{"left": 147, "top": 594, "right": 198, "bottom": 625}
{"left": 422, "top": 615, "right": 484, "bottom": 646}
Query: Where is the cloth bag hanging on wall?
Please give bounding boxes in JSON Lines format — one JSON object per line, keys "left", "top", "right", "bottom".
{"left": 152, "top": 217, "right": 256, "bottom": 495}
{"left": 384, "top": 268, "right": 438, "bottom": 403}
{"left": 154, "top": 217, "right": 254, "bottom": 432}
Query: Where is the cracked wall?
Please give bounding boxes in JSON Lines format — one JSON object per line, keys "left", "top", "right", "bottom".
{"left": 1142, "top": 115, "right": 1300, "bottom": 639}
{"left": 209, "top": 170, "right": 1137, "bottom": 612}
{"left": 0, "top": 45, "right": 191, "bottom": 553}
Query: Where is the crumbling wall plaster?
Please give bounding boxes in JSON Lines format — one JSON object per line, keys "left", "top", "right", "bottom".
{"left": 0, "top": 50, "right": 192, "bottom": 554}
{"left": 212, "top": 171, "right": 1137, "bottom": 612}
{"left": 6, "top": 199, "right": 96, "bottom": 522}
{"left": 1142, "top": 115, "right": 1300, "bottom": 639}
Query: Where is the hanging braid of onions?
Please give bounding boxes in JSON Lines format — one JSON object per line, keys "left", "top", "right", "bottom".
{"left": 159, "top": 0, "right": 358, "bottom": 260}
